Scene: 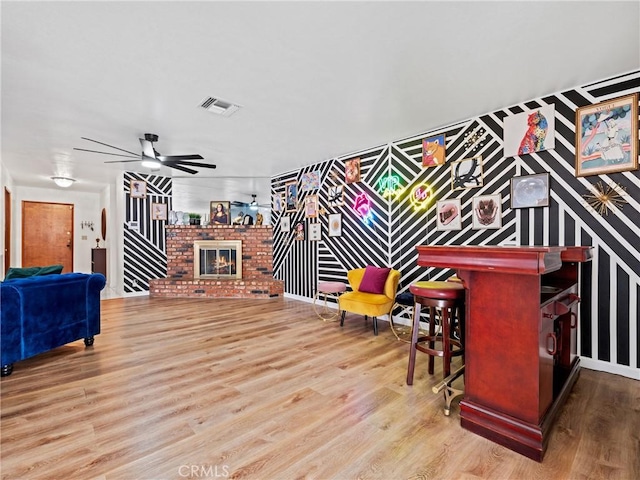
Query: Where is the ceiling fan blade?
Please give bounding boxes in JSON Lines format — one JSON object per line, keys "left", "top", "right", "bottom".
{"left": 163, "top": 160, "right": 216, "bottom": 169}
{"left": 157, "top": 154, "right": 204, "bottom": 161}
{"left": 139, "top": 138, "right": 157, "bottom": 158}
{"left": 74, "top": 148, "right": 140, "bottom": 159}
{"left": 103, "top": 159, "right": 144, "bottom": 164}
{"left": 81, "top": 137, "right": 140, "bottom": 156}
{"left": 166, "top": 163, "right": 199, "bottom": 175}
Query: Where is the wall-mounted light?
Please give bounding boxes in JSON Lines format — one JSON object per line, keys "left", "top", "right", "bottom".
{"left": 409, "top": 184, "right": 433, "bottom": 210}
{"left": 51, "top": 176, "right": 76, "bottom": 188}
{"left": 378, "top": 174, "right": 404, "bottom": 199}
{"left": 353, "top": 192, "right": 374, "bottom": 225}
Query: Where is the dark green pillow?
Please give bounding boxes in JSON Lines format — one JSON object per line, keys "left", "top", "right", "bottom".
{"left": 5, "top": 265, "right": 63, "bottom": 280}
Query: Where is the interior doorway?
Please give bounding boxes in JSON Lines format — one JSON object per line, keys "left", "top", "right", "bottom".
{"left": 22, "top": 201, "right": 74, "bottom": 272}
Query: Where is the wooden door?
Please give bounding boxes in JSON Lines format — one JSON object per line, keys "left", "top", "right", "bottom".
{"left": 22, "top": 201, "right": 74, "bottom": 272}
{"left": 4, "top": 187, "right": 11, "bottom": 274}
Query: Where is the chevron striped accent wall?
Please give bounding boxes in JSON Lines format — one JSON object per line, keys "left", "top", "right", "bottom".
{"left": 123, "top": 172, "right": 172, "bottom": 293}
{"left": 272, "top": 70, "right": 640, "bottom": 378}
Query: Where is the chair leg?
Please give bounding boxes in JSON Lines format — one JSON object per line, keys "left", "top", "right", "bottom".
{"left": 340, "top": 310, "right": 346, "bottom": 327}
{"left": 373, "top": 317, "right": 378, "bottom": 336}
{"left": 406, "top": 302, "right": 422, "bottom": 385}
{"left": 442, "top": 307, "right": 451, "bottom": 378}
{"left": 428, "top": 306, "right": 436, "bottom": 375}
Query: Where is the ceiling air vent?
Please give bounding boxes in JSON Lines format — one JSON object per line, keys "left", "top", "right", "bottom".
{"left": 198, "top": 96, "right": 241, "bottom": 117}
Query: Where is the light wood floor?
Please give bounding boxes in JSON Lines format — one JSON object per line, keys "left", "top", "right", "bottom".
{"left": 1, "top": 297, "right": 638, "bottom": 480}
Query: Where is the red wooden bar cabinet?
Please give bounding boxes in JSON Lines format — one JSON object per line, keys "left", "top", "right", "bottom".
{"left": 416, "top": 245, "right": 593, "bottom": 462}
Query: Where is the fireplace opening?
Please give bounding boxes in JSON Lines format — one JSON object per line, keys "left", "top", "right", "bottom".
{"left": 194, "top": 240, "right": 242, "bottom": 279}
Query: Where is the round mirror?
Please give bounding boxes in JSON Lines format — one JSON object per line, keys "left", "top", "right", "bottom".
{"left": 101, "top": 208, "right": 107, "bottom": 241}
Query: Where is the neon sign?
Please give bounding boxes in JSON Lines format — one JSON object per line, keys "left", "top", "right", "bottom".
{"left": 378, "top": 174, "right": 403, "bottom": 199}
{"left": 410, "top": 184, "right": 433, "bottom": 210}
{"left": 353, "top": 193, "right": 374, "bottom": 225}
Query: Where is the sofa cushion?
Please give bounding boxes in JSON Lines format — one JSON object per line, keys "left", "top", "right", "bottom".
{"left": 5, "top": 265, "right": 63, "bottom": 280}
{"left": 358, "top": 266, "right": 391, "bottom": 294}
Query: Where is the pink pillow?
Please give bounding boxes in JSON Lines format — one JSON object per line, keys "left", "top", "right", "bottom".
{"left": 358, "top": 266, "right": 391, "bottom": 294}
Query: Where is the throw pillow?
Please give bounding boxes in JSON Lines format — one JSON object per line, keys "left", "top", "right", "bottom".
{"left": 4, "top": 265, "right": 63, "bottom": 280}
{"left": 359, "top": 266, "right": 391, "bottom": 294}
{"left": 37, "top": 265, "right": 63, "bottom": 276}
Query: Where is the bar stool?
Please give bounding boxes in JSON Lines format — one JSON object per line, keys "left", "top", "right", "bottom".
{"left": 314, "top": 281, "right": 346, "bottom": 321}
{"left": 406, "top": 281, "right": 465, "bottom": 384}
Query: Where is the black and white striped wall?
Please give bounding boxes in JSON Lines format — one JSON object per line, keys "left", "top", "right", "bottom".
{"left": 123, "top": 172, "right": 172, "bottom": 293}
{"left": 272, "top": 70, "right": 640, "bottom": 379}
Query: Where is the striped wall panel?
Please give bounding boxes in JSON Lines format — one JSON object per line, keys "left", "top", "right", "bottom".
{"left": 272, "top": 70, "right": 640, "bottom": 377}
{"left": 123, "top": 172, "right": 172, "bottom": 293}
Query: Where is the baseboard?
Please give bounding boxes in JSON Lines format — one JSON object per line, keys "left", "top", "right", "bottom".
{"left": 579, "top": 357, "right": 640, "bottom": 380}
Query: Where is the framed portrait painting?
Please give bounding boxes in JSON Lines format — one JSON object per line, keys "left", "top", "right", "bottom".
{"left": 472, "top": 194, "right": 502, "bottom": 229}
{"left": 272, "top": 193, "right": 284, "bottom": 212}
{"left": 285, "top": 182, "right": 298, "bottom": 212}
{"left": 328, "top": 213, "right": 342, "bottom": 237}
{"left": 510, "top": 173, "right": 550, "bottom": 209}
{"left": 294, "top": 221, "right": 305, "bottom": 241}
{"left": 345, "top": 157, "right": 361, "bottom": 184}
{"left": 130, "top": 180, "right": 146, "bottom": 198}
{"left": 575, "top": 93, "right": 638, "bottom": 177}
{"left": 451, "top": 156, "right": 483, "bottom": 191}
{"left": 422, "top": 134, "right": 446, "bottom": 167}
{"left": 210, "top": 201, "right": 231, "bottom": 225}
{"left": 436, "top": 199, "right": 462, "bottom": 231}
{"left": 305, "top": 195, "right": 319, "bottom": 218}
{"left": 151, "top": 203, "right": 168, "bottom": 221}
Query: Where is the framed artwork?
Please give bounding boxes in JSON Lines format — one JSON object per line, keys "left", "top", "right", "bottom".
{"left": 328, "top": 185, "right": 344, "bottom": 207}
{"left": 511, "top": 173, "right": 550, "bottom": 209}
{"left": 504, "top": 104, "right": 556, "bottom": 157}
{"left": 281, "top": 215, "right": 290, "bottom": 232}
{"left": 305, "top": 195, "right": 319, "bottom": 218}
{"left": 130, "top": 180, "right": 146, "bottom": 198}
{"left": 300, "top": 171, "right": 320, "bottom": 191}
{"left": 472, "top": 194, "right": 502, "bottom": 229}
{"left": 436, "top": 199, "right": 462, "bottom": 231}
{"left": 575, "top": 93, "right": 638, "bottom": 177}
{"left": 294, "top": 221, "right": 305, "bottom": 241}
{"left": 422, "top": 134, "right": 446, "bottom": 167}
{"left": 272, "top": 193, "right": 284, "bottom": 212}
{"left": 451, "top": 156, "right": 483, "bottom": 191}
{"left": 309, "top": 222, "right": 321, "bottom": 241}
{"left": 210, "top": 201, "right": 231, "bottom": 225}
{"left": 151, "top": 202, "right": 168, "bottom": 221}
{"left": 328, "top": 213, "right": 342, "bottom": 237}
{"left": 345, "top": 157, "right": 361, "bottom": 184}
{"left": 285, "top": 182, "right": 298, "bottom": 212}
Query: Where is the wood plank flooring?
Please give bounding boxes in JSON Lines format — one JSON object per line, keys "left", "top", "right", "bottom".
{"left": 1, "top": 296, "right": 638, "bottom": 480}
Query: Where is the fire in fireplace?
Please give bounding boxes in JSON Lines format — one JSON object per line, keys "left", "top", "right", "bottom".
{"left": 193, "top": 240, "right": 242, "bottom": 279}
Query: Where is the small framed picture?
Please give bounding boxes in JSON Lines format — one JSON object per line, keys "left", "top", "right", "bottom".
{"left": 305, "top": 195, "right": 319, "bottom": 218}
{"left": 472, "top": 194, "right": 502, "bottom": 229}
{"left": 130, "top": 180, "right": 147, "bottom": 198}
{"left": 294, "top": 221, "right": 305, "bottom": 241}
{"left": 300, "top": 171, "right": 320, "bottom": 191}
{"left": 451, "top": 156, "right": 483, "bottom": 191}
{"left": 328, "top": 185, "right": 344, "bottom": 207}
{"left": 272, "top": 193, "right": 284, "bottom": 212}
{"left": 281, "top": 216, "right": 290, "bottom": 232}
{"left": 422, "top": 134, "right": 446, "bottom": 167}
{"left": 511, "top": 173, "right": 550, "bottom": 209}
{"left": 328, "top": 213, "right": 342, "bottom": 237}
{"left": 285, "top": 182, "right": 298, "bottom": 212}
{"left": 345, "top": 157, "right": 361, "bottom": 184}
{"left": 575, "top": 93, "right": 638, "bottom": 177}
{"left": 152, "top": 202, "right": 168, "bottom": 221}
{"left": 504, "top": 104, "right": 556, "bottom": 157}
{"left": 309, "top": 223, "right": 321, "bottom": 241}
{"left": 436, "top": 199, "right": 462, "bottom": 231}
{"left": 210, "top": 201, "right": 231, "bottom": 225}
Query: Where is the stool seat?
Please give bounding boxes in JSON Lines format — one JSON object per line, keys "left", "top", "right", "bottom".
{"left": 410, "top": 281, "right": 464, "bottom": 300}
{"left": 317, "top": 281, "right": 347, "bottom": 294}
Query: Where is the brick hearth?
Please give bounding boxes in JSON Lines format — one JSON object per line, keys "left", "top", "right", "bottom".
{"left": 149, "top": 225, "right": 284, "bottom": 299}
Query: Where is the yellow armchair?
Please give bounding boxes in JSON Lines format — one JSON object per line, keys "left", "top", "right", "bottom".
{"left": 339, "top": 268, "right": 401, "bottom": 335}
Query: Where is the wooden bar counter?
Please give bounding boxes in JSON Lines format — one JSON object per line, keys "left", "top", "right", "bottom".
{"left": 416, "top": 245, "right": 593, "bottom": 462}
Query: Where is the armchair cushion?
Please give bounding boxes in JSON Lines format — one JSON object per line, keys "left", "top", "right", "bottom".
{"left": 358, "top": 266, "right": 391, "bottom": 294}
{"left": 5, "top": 264, "right": 63, "bottom": 280}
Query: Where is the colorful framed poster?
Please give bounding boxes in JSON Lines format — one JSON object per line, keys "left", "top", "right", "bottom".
{"left": 328, "top": 213, "right": 342, "bottom": 237}
{"left": 272, "top": 193, "right": 284, "bottom": 212}
{"left": 345, "top": 157, "right": 361, "bottom": 184}
{"left": 510, "top": 173, "right": 550, "bottom": 209}
{"left": 504, "top": 104, "right": 556, "bottom": 157}
{"left": 328, "top": 185, "right": 344, "bottom": 207}
{"left": 300, "top": 171, "right": 320, "bottom": 191}
{"left": 294, "top": 221, "right": 305, "bottom": 241}
{"left": 210, "top": 201, "right": 231, "bottom": 225}
{"left": 280, "top": 215, "right": 290, "bottom": 232}
{"left": 308, "top": 223, "right": 321, "bottom": 241}
{"left": 422, "top": 134, "right": 446, "bottom": 167}
{"left": 451, "top": 156, "right": 483, "bottom": 191}
{"left": 129, "top": 179, "right": 146, "bottom": 198}
{"left": 151, "top": 203, "right": 168, "bottom": 221}
{"left": 575, "top": 93, "right": 638, "bottom": 177}
{"left": 285, "top": 182, "right": 298, "bottom": 212}
{"left": 472, "top": 194, "right": 502, "bottom": 229}
{"left": 305, "top": 195, "right": 319, "bottom": 218}
{"left": 436, "top": 199, "right": 462, "bottom": 231}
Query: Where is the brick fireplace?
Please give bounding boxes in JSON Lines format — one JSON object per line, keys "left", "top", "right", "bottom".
{"left": 149, "top": 225, "right": 284, "bottom": 299}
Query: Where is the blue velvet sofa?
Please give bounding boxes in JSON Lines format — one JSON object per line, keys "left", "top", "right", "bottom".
{"left": 1, "top": 272, "right": 106, "bottom": 376}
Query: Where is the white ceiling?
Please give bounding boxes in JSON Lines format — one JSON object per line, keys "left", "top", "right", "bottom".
{"left": 2, "top": 1, "right": 639, "bottom": 213}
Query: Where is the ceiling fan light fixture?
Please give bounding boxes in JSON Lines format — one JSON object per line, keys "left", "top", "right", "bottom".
{"left": 141, "top": 157, "right": 162, "bottom": 169}
{"left": 249, "top": 195, "right": 259, "bottom": 210}
{"left": 51, "top": 176, "right": 75, "bottom": 188}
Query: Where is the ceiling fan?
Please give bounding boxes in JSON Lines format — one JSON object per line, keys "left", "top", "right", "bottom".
{"left": 232, "top": 194, "right": 270, "bottom": 211}
{"left": 74, "top": 133, "right": 216, "bottom": 175}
